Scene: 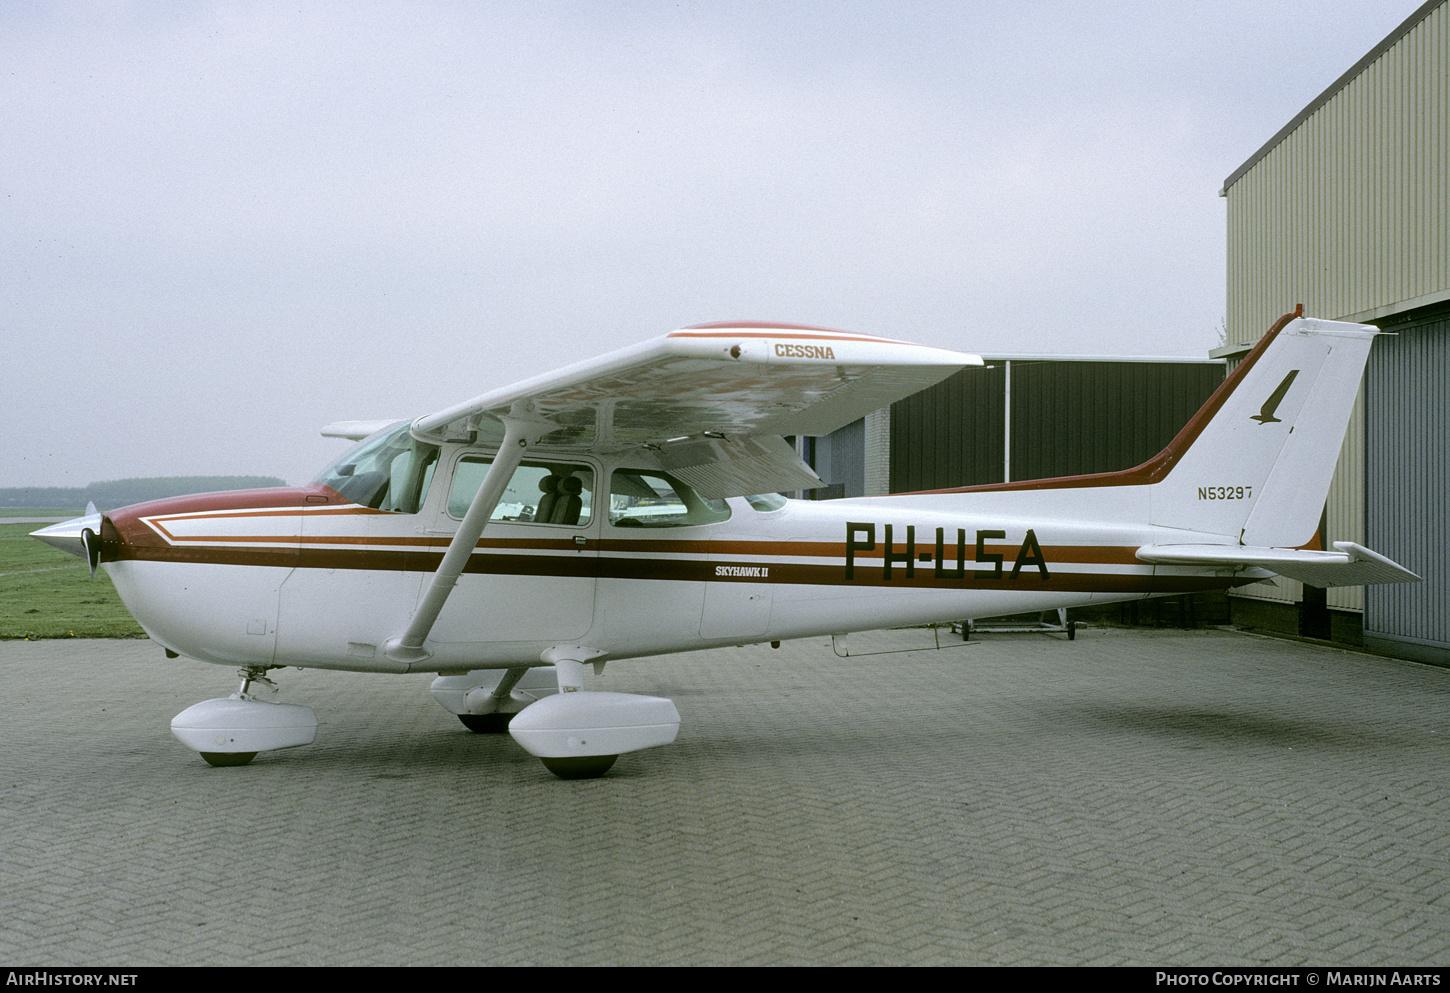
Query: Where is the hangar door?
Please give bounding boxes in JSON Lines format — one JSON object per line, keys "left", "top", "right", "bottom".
{"left": 1365, "top": 303, "right": 1450, "bottom": 664}
{"left": 889, "top": 359, "right": 1224, "bottom": 491}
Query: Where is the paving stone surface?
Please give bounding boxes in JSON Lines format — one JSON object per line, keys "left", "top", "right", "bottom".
{"left": 3, "top": 627, "right": 1449, "bottom": 966}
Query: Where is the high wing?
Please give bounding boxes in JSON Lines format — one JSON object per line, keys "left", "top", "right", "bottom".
{"left": 405, "top": 322, "right": 983, "bottom": 498}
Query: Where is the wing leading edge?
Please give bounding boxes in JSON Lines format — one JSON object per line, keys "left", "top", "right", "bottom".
{"left": 406, "top": 323, "right": 983, "bottom": 498}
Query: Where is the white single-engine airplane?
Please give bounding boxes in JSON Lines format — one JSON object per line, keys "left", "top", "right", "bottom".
{"left": 34, "top": 310, "right": 1420, "bottom": 777}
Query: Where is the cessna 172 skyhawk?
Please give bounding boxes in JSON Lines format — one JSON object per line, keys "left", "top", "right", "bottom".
{"left": 33, "top": 310, "right": 1420, "bottom": 777}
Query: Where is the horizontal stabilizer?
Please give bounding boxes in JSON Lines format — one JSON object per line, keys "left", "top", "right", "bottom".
{"left": 1136, "top": 542, "right": 1420, "bottom": 588}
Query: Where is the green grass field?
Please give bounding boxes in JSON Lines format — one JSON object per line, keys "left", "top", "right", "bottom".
{"left": 0, "top": 523, "right": 146, "bottom": 639}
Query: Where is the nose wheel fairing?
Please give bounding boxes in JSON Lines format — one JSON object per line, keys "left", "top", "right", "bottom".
{"left": 170, "top": 668, "right": 317, "bottom": 767}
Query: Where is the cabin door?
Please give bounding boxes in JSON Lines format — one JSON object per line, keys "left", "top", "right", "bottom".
{"left": 422, "top": 451, "right": 600, "bottom": 645}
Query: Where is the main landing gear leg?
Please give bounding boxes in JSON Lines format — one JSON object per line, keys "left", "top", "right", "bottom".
{"left": 456, "top": 666, "right": 528, "bottom": 734}
{"left": 457, "top": 666, "right": 526, "bottom": 733}
{"left": 170, "top": 666, "right": 318, "bottom": 767}
{"left": 430, "top": 666, "right": 561, "bottom": 733}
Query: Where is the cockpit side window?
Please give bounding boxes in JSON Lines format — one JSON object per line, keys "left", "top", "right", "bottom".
{"left": 447, "top": 456, "right": 594, "bottom": 526}
{"left": 608, "top": 470, "right": 731, "bottom": 528}
{"left": 314, "top": 422, "right": 439, "bottom": 514}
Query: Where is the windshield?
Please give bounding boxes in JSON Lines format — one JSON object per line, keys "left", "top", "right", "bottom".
{"left": 314, "top": 421, "right": 439, "bottom": 513}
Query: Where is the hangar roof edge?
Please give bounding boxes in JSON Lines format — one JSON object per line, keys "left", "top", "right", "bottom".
{"left": 1220, "top": 0, "right": 1445, "bottom": 197}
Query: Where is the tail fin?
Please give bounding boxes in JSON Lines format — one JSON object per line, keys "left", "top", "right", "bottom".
{"left": 912, "top": 310, "right": 1379, "bottom": 552}
{"left": 1148, "top": 312, "right": 1379, "bottom": 546}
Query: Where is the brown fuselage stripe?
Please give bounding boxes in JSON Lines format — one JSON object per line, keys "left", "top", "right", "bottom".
{"left": 107, "top": 543, "right": 1240, "bottom": 594}
{"left": 119, "top": 532, "right": 1145, "bottom": 565}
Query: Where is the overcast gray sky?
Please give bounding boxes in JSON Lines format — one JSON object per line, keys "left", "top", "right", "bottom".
{"left": 3, "top": 0, "right": 1424, "bottom": 489}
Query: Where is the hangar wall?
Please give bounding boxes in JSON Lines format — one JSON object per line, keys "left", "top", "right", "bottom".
{"left": 1364, "top": 303, "right": 1450, "bottom": 661}
{"left": 1223, "top": 0, "right": 1449, "bottom": 342}
{"left": 810, "top": 357, "right": 1223, "bottom": 499}
{"left": 887, "top": 357, "right": 1223, "bottom": 492}
{"left": 1221, "top": 0, "right": 1449, "bottom": 660}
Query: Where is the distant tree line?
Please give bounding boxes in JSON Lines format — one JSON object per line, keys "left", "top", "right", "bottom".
{"left": 0, "top": 476, "right": 289, "bottom": 510}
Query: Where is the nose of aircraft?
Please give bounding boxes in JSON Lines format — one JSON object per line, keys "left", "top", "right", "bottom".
{"left": 30, "top": 505, "right": 105, "bottom": 577}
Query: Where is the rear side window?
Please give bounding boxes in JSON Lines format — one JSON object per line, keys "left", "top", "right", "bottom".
{"left": 608, "top": 470, "right": 730, "bottom": 528}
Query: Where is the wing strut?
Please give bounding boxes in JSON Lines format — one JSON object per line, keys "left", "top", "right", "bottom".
{"left": 383, "top": 409, "right": 555, "bottom": 666}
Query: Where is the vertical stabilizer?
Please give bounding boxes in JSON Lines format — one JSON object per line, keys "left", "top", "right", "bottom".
{"left": 1150, "top": 316, "right": 1377, "bottom": 547}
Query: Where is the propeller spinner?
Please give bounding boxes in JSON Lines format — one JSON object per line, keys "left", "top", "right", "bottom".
{"left": 30, "top": 502, "right": 104, "bottom": 577}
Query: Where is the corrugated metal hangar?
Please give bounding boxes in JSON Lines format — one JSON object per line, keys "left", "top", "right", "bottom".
{"left": 884, "top": 355, "right": 1224, "bottom": 493}
{"left": 804, "top": 0, "right": 1446, "bottom": 664}
{"left": 1220, "top": 0, "right": 1448, "bottom": 663}
{"left": 799, "top": 355, "right": 1223, "bottom": 499}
